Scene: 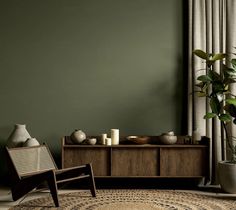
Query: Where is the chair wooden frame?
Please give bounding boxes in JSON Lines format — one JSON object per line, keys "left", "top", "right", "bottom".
{"left": 5, "top": 144, "right": 96, "bottom": 207}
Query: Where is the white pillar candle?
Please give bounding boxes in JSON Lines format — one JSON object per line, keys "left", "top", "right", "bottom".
{"left": 101, "top": 134, "right": 107, "bottom": 145}
{"left": 105, "top": 138, "right": 111, "bottom": 146}
{"left": 111, "top": 129, "right": 119, "bottom": 145}
{"left": 192, "top": 129, "right": 201, "bottom": 144}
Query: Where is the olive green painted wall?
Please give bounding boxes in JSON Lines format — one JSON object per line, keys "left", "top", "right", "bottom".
{"left": 0, "top": 0, "right": 184, "bottom": 180}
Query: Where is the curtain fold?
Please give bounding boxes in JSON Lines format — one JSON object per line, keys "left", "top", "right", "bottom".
{"left": 188, "top": 0, "right": 236, "bottom": 184}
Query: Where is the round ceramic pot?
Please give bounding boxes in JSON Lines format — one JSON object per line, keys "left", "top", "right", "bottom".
{"left": 23, "top": 138, "right": 40, "bottom": 147}
{"left": 70, "top": 129, "right": 86, "bottom": 144}
{"left": 86, "top": 138, "right": 97, "bottom": 145}
{"left": 218, "top": 161, "right": 236, "bottom": 193}
{"left": 159, "top": 134, "right": 177, "bottom": 145}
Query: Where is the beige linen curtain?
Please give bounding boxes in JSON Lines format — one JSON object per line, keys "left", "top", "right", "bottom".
{"left": 188, "top": 0, "right": 236, "bottom": 184}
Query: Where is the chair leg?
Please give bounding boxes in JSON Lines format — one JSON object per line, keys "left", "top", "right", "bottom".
{"left": 86, "top": 163, "right": 96, "bottom": 197}
{"left": 47, "top": 170, "right": 59, "bottom": 207}
{"left": 11, "top": 171, "right": 50, "bottom": 201}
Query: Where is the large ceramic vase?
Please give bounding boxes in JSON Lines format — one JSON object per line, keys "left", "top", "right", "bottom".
{"left": 218, "top": 161, "right": 236, "bottom": 193}
{"left": 6, "top": 124, "right": 31, "bottom": 148}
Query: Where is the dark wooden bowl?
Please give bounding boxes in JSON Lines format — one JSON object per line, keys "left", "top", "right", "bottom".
{"left": 126, "top": 136, "right": 150, "bottom": 144}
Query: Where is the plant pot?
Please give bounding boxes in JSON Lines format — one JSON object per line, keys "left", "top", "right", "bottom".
{"left": 218, "top": 161, "right": 236, "bottom": 193}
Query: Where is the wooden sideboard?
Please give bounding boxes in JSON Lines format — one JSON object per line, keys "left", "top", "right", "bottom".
{"left": 61, "top": 136, "right": 209, "bottom": 180}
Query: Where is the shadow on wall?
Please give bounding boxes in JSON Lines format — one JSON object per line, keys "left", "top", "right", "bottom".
{"left": 174, "top": 55, "right": 186, "bottom": 135}
{"left": 0, "top": 126, "right": 14, "bottom": 185}
{"left": 0, "top": 139, "right": 9, "bottom": 185}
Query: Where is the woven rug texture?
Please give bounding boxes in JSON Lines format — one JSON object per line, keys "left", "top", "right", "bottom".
{"left": 9, "top": 189, "right": 236, "bottom": 210}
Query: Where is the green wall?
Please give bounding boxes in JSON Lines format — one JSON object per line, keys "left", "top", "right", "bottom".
{"left": 0, "top": 0, "right": 184, "bottom": 180}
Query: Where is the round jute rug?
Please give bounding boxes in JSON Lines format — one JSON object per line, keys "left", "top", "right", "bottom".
{"left": 10, "top": 189, "right": 236, "bottom": 210}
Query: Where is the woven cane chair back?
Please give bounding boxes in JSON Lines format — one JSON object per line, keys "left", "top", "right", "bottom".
{"left": 7, "top": 145, "right": 57, "bottom": 177}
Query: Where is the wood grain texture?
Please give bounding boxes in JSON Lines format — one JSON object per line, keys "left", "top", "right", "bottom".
{"left": 63, "top": 147, "right": 110, "bottom": 176}
{"left": 111, "top": 148, "right": 159, "bottom": 176}
{"left": 159, "top": 148, "right": 208, "bottom": 177}
{"left": 62, "top": 137, "right": 209, "bottom": 179}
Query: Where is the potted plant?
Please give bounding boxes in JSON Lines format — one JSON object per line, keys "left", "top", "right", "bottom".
{"left": 193, "top": 49, "right": 236, "bottom": 193}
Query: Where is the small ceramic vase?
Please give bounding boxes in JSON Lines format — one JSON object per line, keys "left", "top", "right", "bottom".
{"left": 159, "top": 131, "right": 177, "bottom": 145}
{"left": 23, "top": 137, "right": 40, "bottom": 147}
{"left": 70, "top": 129, "right": 86, "bottom": 144}
{"left": 86, "top": 138, "right": 97, "bottom": 145}
{"left": 6, "top": 124, "right": 31, "bottom": 148}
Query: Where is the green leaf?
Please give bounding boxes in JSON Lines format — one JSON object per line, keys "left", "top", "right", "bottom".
{"left": 224, "top": 104, "right": 236, "bottom": 117}
{"left": 193, "top": 50, "right": 208, "bottom": 60}
{"left": 219, "top": 114, "right": 231, "bottom": 122}
{"left": 211, "top": 53, "right": 226, "bottom": 61}
{"left": 197, "top": 75, "right": 212, "bottom": 82}
{"left": 208, "top": 70, "right": 221, "bottom": 81}
{"left": 231, "top": 59, "right": 236, "bottom": 68}
{"left": 224, "top": 78, "right": 236, "bottom": 85}
{"left": 204, "top": 113, "right": 216, "bottom": 119}
{"left": 212, "top": 82, "right": 224, "bottom": 93}
{"left": 226, "top": 98, "right": 236, "bottom": 106}
{"left": 225, "top": 68, "right": 236, "bottom": 76}
{"left": 210, "top": 97, "right": 221, "bottom": 114}
{"left": 197, "top": 91, "right": 207, "bottom": 97}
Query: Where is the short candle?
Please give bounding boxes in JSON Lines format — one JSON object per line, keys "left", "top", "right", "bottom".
{"left": 105, "top": 138, "right": 112, "bottom": 146}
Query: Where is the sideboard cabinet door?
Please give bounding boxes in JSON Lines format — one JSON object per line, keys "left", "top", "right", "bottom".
{"left": 159, "top": 147, "right": 208, "bottom": 177}
{"left": 111, "top": 148, "right": 159, "bottom": 176}
{"left": 63, "top": 147, "right": 110, "bottom": 176}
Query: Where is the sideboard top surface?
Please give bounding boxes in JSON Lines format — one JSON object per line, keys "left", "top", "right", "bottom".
{"left": 62, "top": 135, "right": 209, "bottom": 148}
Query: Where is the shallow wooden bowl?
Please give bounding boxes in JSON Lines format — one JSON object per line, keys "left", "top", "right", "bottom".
{"left": 126, "top": 136, "right": 150, "bottom": 144}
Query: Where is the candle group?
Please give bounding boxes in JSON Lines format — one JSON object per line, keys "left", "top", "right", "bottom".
{"left": 100, "top": 129, "right": 119, "bottom": 146}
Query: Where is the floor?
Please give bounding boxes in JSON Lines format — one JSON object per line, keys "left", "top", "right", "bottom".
{"left": 0, "top": 187, "right": 78, "bottom": 210}
{"left": 0, "top": 185, "right": 236, "bottom": 210}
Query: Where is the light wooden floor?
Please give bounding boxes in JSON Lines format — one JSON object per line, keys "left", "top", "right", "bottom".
{"left": 0, "top": 186, "right": 236, "bottom": 210}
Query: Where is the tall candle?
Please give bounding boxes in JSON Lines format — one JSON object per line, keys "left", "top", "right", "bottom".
{"left": 111, "top": 129, "right": 119, "bottom": 145}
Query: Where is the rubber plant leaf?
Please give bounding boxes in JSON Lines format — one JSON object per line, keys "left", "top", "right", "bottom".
{"left": 219, "top": 114, "right": 231, "bottom": 122}
{"left": 211, "top": 53, "right": 226, "bottom": 61}
{"left": 208, "top": 70, "right": 221, "bottom": 81}
{"left": 212, "top": 82, "right": 224, "bottom": 93}
{"left": 225, "top": 68, "right": 236, "bottom": 76}
{"left": 197, "top": 91, "right": 207, "bottom": 97}
{"left": 231, "top": 59, "right": 236, "bottom": 68}
{"left": 193, "top": 50, "right": 208, "bottom": 60}
{"left": 210, "top": 97, "right": 221, "bottom": 114}
{"left": 226, "top": 98, "right": 236, "bottom": 106}
{"left": 204, "top": 113, "right": 216, "bottom": 119}
{"left": 197, "top": 75, "right": 212, "bottom": 82}
{"left": 224, "top": 104, "right": 236, "bottom": 118}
